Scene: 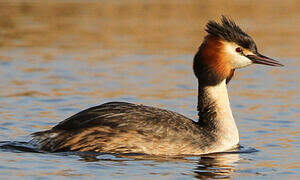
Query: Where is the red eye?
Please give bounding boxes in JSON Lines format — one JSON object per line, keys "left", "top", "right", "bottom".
{"left": 235, "top": 47, "right": 242, "bottom": 53}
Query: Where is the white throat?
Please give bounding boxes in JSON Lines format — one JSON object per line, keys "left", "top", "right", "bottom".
{"left": 202, "top": 79, "right": 239, "bottom": 151}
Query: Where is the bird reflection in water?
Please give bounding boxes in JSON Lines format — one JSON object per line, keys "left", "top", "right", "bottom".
{"left": 0, "top": 141, "right": 255, "bottom": 179}
{"left": 76, "top": 150, "right": 242, "bottom": 179}
{"left": 195, "top": 153, "right": 239, "bottom": 179}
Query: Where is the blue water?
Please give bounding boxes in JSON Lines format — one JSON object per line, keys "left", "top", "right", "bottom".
{"left": 0, "top": 1, "right": 299, "bottom": 179}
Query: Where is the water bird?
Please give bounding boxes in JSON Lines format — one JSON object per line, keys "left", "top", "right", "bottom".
{"left": 30, "top": 16, "right": 283, "bottom": 155}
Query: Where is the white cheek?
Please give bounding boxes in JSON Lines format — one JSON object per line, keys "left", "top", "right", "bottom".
{"left": 223, "top": 43, "right": 253, "bottom": 69}
{"left": 231, "top": 54, "right": 253, "bottom": 69}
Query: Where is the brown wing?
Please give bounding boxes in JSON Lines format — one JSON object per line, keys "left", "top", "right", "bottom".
{"left": 30, "top": 102, "right": 206, "bottom": 153}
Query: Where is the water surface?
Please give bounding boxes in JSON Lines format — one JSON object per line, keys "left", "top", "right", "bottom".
{"left": 0, "top": 1, "right": 299, "bottom": 179}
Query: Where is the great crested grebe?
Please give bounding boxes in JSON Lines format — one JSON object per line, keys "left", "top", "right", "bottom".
{"left": 30, "top": 16, "right": 283, "bottom": 155}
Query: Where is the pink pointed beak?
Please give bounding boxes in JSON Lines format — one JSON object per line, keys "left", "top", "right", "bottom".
{"left": 247, "top": 53, "right": 284, "bottom": 67}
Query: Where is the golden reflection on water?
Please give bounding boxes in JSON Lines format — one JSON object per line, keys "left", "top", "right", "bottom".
{"left": 0, "top": 0, "right": 299, "bottom": 57}
{"left": 0, "top": 0, "right": 299, "bottom": 179}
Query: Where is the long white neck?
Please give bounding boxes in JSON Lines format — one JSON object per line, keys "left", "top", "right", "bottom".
{"left": 197, "top": 79, "right": 239, "bottom": 151}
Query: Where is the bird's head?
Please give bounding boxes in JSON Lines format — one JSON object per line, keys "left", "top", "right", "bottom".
{"left": 193, "top": 16, "right": 283, "bottom": 86}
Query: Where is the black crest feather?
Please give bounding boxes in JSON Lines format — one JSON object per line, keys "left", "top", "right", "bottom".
{"left": 206, "top": 16, "right": 257, "bottom": 52}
